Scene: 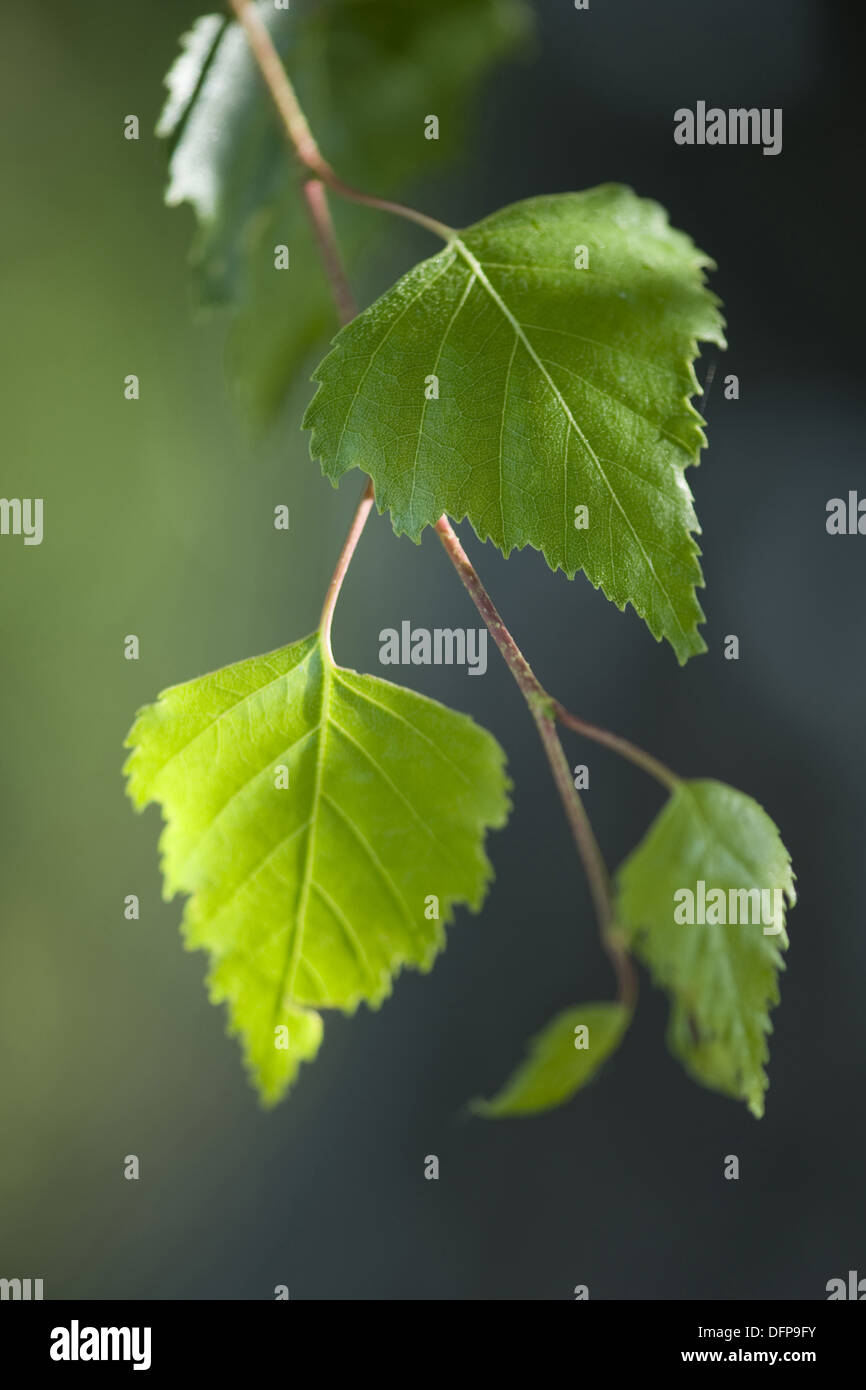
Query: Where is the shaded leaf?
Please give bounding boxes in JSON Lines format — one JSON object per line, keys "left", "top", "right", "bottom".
{"left": 158, "top": 0, "right": 532, "bottom": 417}
{"left": 615, "top": 780, "right": 795, "bottom": 1117}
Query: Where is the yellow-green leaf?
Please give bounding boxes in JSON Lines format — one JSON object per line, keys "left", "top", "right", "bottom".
{"left": 472, "top": 1002, "right": 630, "bottom": 1117}
{"left": 124, "top": 633, "right": 510, "bottom": 1104}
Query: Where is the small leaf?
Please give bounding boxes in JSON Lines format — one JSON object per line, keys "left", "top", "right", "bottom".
{"left": 157, "top": 0, "right": 533, "bottom": 417}
{"left": 615, "top": 780, "right": 795, "bottom": 1118}
{"left": 124, "top": 633, "right": 510, "bottom": 1104}
{"left": 305, "top": 186, "right": 725, "bottom": 661}
{"left": 472, "top": 1002, "right": 630, "bottom": 1117}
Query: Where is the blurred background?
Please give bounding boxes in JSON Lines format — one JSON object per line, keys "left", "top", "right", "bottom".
{"left": 1, "top": 0, "right": 863, "bottom": 1299}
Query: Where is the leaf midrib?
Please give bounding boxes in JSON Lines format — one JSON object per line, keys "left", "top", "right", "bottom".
{"left": 655, "top": 785, "right": 787, "bottom": 1067}
{"left": 451, "top": 235, "right": 688, "bottom": 640}
{"left": 275, "top": 641, "right": 332, "bottom": 1021}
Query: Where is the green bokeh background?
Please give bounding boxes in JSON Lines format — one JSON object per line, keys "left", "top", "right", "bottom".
{"left": 0, "top": 1, "right": 350, "bottom": 1292}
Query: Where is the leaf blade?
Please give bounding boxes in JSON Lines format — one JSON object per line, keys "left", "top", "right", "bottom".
{"left": 305, "top": 186, "right": 726, "bottom": 660}
{"left": 615, "top": 780, "right": 795, "bottom": 1117}
{"left": 472, "top": 1002, "right": 630, "bottom": 1117}
{"left": 125, "top": 634, "right": 510, "bottom": 1104}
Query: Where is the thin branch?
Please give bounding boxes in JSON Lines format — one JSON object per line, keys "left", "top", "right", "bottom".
{"left": 299, "top": 174, "right": 373, "bottom": 651}
{"left": 301, "top": 179, "right": 358, "bottom": 323}
{"left": 433, "top": 518, "right": 545, "bottom": 711}
{"left": 435, "top": 517, "right": 637, "bottom": 1011}
{"left": 228, "top": 0, "right": 320, "bottom": 165}
{"left": 320, "top": 481, "right": 375, "bottom": 658}
{"left": 228, "top": 0, "right": 455, "bottom": 243}
{"left": 552, "top": 701, "right": 681, "bottom": 793}
{"left": 313, "top": 171, "right": 456, "bottom": 245}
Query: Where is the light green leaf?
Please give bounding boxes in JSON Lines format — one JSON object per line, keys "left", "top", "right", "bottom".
{"left": 158, "top": 0, "right": 532, "bottom": 417}
{"left": 615, "top": 780, "right": 795, "bottom": 1117}
{"left": 472, "top": 1002, "right": 630, "bottom": 1117}
{"left": 124, "top": 633, "right": 510, "bottom": 1104}
{"left": 305, "top": 186, "right": 725, "bottom": 661}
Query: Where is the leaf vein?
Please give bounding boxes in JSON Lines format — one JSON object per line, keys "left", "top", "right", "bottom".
{"left": 453, "top": 238, "right": 689, "bottom": 641}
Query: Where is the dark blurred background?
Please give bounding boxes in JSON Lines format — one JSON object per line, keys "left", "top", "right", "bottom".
{"left": 1, "top": 0, "right": 863, "bottom": 1299}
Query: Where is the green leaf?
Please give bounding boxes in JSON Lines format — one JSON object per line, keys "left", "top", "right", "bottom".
{"left": 305, "top": 186, "right": 725, "bottom": 661}
{"left": 472, "top": 1002, "right": 630, "bottom": 1117}
{"left": 156, "top": 10, "right": 337, "bottom": 418}
{"left": 158, "top": 0, "right": 533, "bottom": 417}
{"left": 124, "top": 633, "right": 510, "bottom": 1104}
{"left": 615, "top": 780, "right": 795, "bottom": 1117}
